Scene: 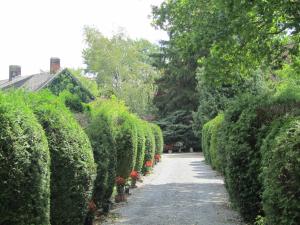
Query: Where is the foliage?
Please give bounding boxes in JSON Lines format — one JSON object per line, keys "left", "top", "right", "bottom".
{"left": 261, "top": 117, "right": 300, "bottom": 225}
{"left": 86, "top": 107, "right": 117, "bottom": 209}
{"left": 69, "top": 68, "right": 100, "bottom": 97}
{"left": 83, "top": 27, "right": 160, "bottom": 116}
{"left": 201, "top": 114, "right": 224, "bottom": 171}
{"left": 0, "top": 91, "right": 50, "bottom": 225}
{"left": 134, "top": 121, "right": 146, "bottom": 173}
{"left": 115, "top": 112, "right": 138, "bottom": 179}
{"left": 28, "top": 91, "right": 96, "bottom": 225}
{"left": 143, "top": 123, "right": 156, "bottom": 172}
{"left": 47, "top": 69, "right": 94, "bottom": 103}
{"left": 157, "top": 110, "right": 199, "bottom": 151}
{"left": 202, "top": 83, "right": 300, "bottom": 223}
{"left": 151, "top": 123, "right": 164, "bottom": 155}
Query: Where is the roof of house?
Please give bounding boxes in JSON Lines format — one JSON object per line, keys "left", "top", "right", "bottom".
{"left": 0, "top": 70, "right": 59, "bottom": 91}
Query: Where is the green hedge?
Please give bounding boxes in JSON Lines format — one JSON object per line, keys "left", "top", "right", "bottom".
{"left": 134, "top": 121, "right": 146, "bottom": 172}
{"left": 29, "top": 91, "right": 96, "bottom": 225}
{"left": 261, "top": 117, "right": 300, "bottom": 225}
{"left": 201, "top": 84, "right": 300, "bottom": 223}
{"left": 0, "top": 91, "right": 50, "bottom": 225}
{"left": 151, "top": 124, "right": 164, "bottom": 155}
{"left": 143, "top": 124, "right": 156, "bottom": 170}
{"left": 115, "top": 112, "right": 138, "bottom": 178}
{"left": 201, "top": 114, "right": 224, "bottom": 172}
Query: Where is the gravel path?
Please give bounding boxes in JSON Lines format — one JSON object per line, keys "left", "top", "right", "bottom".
{"left": 103, "top": 153, "right": 244, "bottom": 225}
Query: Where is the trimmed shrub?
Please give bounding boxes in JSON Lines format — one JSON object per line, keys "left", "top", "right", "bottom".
{"left": 87, "top": 107, "right": 117, "bottom": 208}
{"left": 29, "top": 91, "right": 96, "bottom": 225}
{"left": 0, "top": 91, "right": 50, "bottom": 225}
{"left": 134, "top": 121, "right": 146, "bottom": 172}
{"left": 261, "top": 117, "right": 300, "bottom": 225}
{"left": 202, "top": 113, "right": 224, "bottom": 171}
{"left": 201, "top": 121, "right": 213, "bottom": 165}
{"left": 143, "top": 123, "right": 156, "bottom": 170}
{"left": 151, "top": 123, "right": 164, "bottom": 155}
{"left": 115, "top": 112, "right": 138, "bottom": 179}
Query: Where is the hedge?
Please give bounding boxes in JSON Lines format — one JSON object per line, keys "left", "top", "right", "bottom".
{"left": 29, "top": 91, "right": 96, "bottom": 225}
{"left": 201, "top": 84, "right": 300, "bottom": 223}
{"left": 201, "top": 114, "right": 224, "bottom": 172}
{"left": 87, "top": 111, "right": 116, "bottom": 209}
{"left": 261, "top": 117, "right": 300, "bottom": 225}
{"left": 134, "top": 121, "right": 146, "bottom": 173}
{"left": 143, "top": 124, "right": 156, "bottom": 170}
{"left": 115, "top": 112, "right": 138, "bottom": 179}
{"left": 0, "top": 91, "right": 50, "bottom": 225}
{"left": 151, "top": 123, "right": 164, "bottom": 156}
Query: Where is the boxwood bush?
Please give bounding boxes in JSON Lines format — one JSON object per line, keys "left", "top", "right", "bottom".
{"left": 134, "top": 121, "right": 146, "bottom": 173}
{"left": 143, "top": 123, "right": 156, "bottom": 170}
{"left": 29, "top": 91, "right": 96, "bottom": 225}
{"left": 202, "top": 114, "right": 224, "bottom": 172}
{"left": 87, "top": 104, "right": 117, "bottom": 208}
{"left": 261, "top": 116, "right": 300, "bottom": 225}
{"left": 0, "top": 91, "right": 50, "bottom": 225}
{"left": 201, "top": 83, "right": 300, "bottom": 223}
{"left": 151, "top": 124, "right": 164, "bottom": 156}
{"left": 115, "top": 112, "right": 138, "bottom": 178}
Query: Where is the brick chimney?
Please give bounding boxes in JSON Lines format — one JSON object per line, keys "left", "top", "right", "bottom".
{"left": 50, "top": 57, "right": 60, "bottom": 74}
{"left": 9, "top": 65, "right": 21, "bottom": 81}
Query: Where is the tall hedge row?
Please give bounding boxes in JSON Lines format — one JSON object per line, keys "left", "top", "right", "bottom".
{"left": 143, "top": 124, "right": 156, "bottom": 168}
{"left": 87, "top": 111, "right": 117, "bottom": 209}
{"left": 0, "top": 92, "right": 51, "bottom": 225}
{"left": 134, "top": 122, "right": 146, "bottom": 172}
{"left": 151, "top": 124, "right": 164, "bottom": 156}
{"left": 201, "top": 85, "right": 300, "bottom": 224}
{"left": 28, "top": 91, "right": 96, "bottom": 225}
{"left": 88, "top": 98, "right": 163, "bottom": 209}
{"left": 261, "top": 117, "right": 300, "bottom": 225}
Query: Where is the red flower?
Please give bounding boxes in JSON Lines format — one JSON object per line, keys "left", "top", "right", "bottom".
{"left": 145, "top": 160, "right": 153, "bottom": 167}
{"left": 115, "top": 176, "right": 126, "bottom": 185}
{"left": 130, "top": 170, "right": 139, "bottom": 179}
{"left": 154, "top": 154, "right": 161, "bottom": 160}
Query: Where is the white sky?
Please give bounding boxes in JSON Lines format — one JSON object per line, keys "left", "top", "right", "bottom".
{"left": 0, "top": 0, "right": 167, "bottom": 80}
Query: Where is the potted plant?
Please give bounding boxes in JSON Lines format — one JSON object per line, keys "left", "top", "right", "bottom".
{"left": 130, "top": 170, "right": 139, "bottom": 188}
{"left": 115, "top": 176, "right": 126, "bottom": 203}
{"left": 154, "top": 154, "right": 161, "bottom": 164}
{"left": 143, "top": 160, "right": 153, "bottom": 175}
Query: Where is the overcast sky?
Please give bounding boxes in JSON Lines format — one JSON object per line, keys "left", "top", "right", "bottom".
{"left": 0, "top": 0, "right": 167, "bottom": 80}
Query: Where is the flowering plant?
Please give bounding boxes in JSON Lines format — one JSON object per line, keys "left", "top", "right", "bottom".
{"left": 130, "top": 170, "right": 139, "bottom": 179}
{"left": 145, "top": 160, "right": 153, "bottom": 167}
{"left": 154, "top": 154, "right": 161, "bottom": 161}
{"left": 115, "top": 176, "right": 126, "bottom": 186}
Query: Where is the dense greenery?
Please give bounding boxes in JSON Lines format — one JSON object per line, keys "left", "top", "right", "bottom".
{"left": 47, "top": 69, "right": 95, "bottom": 103}
{"left": 202, "top": 84, "right": 300, "bottom": 223}
{"left": 156, "top": 110, "right": 199, "bottom": 151}
{"left": 87, "top": 97, "right": 163, "bottom": 210}
{"left": 151, "top": 123, "right": 164, "bottom": 155}
{"left": 143, "top": 124, "right": 156, "bottom": 170}
{"left": 83, "top": 27, "right": 160, "bottom": 116}
{"left": 134, "top": 122, "right": 146, "bottom": 172}
{"left": 261, "top": 117, "right": 300, "bottom": 225}
{"left": 115, "top": 112, "right": 138, "bottom": 179}
{"left": 28, "top": 91, "right": 96, "bottom": 225}
{"left": 201, "top": 113, "right": 223, "bottom": 171}
{"left": 87, "top": 101, "right": 117, "bottom": 209}
{"left": 0, "top": 91, "right": 50, "bottom": 225}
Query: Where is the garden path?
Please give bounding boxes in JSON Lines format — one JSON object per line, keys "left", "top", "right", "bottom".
{"left": 102, "top": 153, "right": 244, "bottom": 225}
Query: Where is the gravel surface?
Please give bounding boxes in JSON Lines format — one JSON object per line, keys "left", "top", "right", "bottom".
{"left": 103, "top": 153, "right": 244, "bottom": 225}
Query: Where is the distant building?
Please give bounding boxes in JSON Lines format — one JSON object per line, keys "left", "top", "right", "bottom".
{"left": 0, "top": 57, "right": 94, "bottom": 102}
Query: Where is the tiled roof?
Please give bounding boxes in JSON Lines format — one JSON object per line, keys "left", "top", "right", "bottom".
{"left": 0, "top": 71, "right": 59, "bottom": 91}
